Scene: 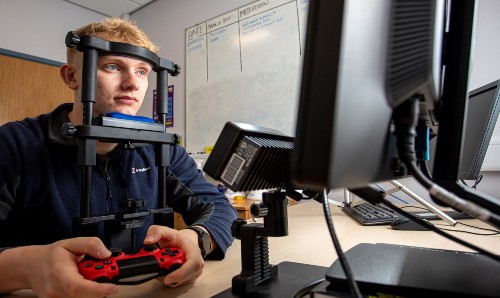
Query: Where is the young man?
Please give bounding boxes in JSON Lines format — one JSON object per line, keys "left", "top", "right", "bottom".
{"left": 0, "top": 17, "right": 237, "bottom": 297}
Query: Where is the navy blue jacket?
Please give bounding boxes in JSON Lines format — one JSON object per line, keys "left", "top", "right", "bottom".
{"left": 0, "top": 103, "right": 237, "bottom": 259}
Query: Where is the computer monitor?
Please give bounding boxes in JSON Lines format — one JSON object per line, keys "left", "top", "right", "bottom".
{"left": 288, "top": 0, "right": 500, "bottom": 294}
{"left": 457, "top": 80, "right": 500, "bottom": 180}
{"left": 429, "top": 1, "right": 500, "bottom": 216}
{"left": 427, "top": 80, "right": 500, "bottom": 181}
{"left": 290, "top": 0, "right": 445, "bottom": 190}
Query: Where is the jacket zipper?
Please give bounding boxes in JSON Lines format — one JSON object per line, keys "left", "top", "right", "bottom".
{"left": 100, "top": 158, "right": 114, "bottom": 214}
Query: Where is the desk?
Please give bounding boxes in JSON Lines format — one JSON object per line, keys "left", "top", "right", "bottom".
{"left": 7, "top": 200, "right": 500, "bottom": 297}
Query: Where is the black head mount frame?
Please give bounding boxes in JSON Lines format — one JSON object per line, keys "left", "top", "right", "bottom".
{"left": 65, "top": 31, "right": 180, "bottom": 253}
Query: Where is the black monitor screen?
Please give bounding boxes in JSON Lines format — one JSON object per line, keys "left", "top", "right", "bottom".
{"left": 458, "top": 80, "right": 500, "bottom": 180}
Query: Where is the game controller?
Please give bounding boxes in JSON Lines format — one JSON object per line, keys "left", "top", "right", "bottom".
{"left": 78, "top": 245, "right": 185, "bottom": 285}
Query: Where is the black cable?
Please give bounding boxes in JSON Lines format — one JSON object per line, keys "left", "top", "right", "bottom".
{"left": 418, "top": 159, "right": 433, "bottom": 180}
{"left": 438, "top": 226, "right": 499, "bottom": 236}
{"left": 401, "top": 205, "right": 500, "bottom": 234}
{"left": 407, "top": 160, "right": 500, "bottom": 229}
{"left": 374, "top": 183, "right": 408, "bottom": 204}
{"left": 393, "top": 98, "right": 500, "bottom": 229}
{"left": 293, "top": 278, "right": 326, "bottom": 298}
{"left": 460, "top": 175, "right": 483, "bottom": 189}
{"left": 474, "top": 175, "right": 484, "bottom": 188}
{"left": 381, "top": 198, "right": 500, "bottom": 262}
{"left": 392, "top": 98, "right": 500, "bottom": 262}
{"left": 456, "top": 221, "right": 500, "bottom": 234}
{"left": 321, "top": 189, "right": 363, "bottom": 298}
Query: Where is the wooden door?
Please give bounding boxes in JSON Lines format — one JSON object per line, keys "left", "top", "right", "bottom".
{"left": 0, "top": 54, "right": 73, "bottom": 125}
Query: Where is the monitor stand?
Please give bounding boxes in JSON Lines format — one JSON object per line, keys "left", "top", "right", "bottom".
{"left": 344, "top": 180, "right": 458, "bottom": 225}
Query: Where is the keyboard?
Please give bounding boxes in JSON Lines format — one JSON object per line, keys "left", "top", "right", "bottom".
{"left": 342, "top": 202, "right": 400, "bottom": 225}
{"left": 342, "top": 202, "right": 473, "bottom": 225}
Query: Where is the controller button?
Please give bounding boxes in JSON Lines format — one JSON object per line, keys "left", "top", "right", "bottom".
{"left": 169, "top": 252, "right": 177, "bottom": 257}
{"left": 111, "top": 266, "right": 117, "bottom": 270}
{"left": 172, "top": 249, "right": 179, "bottom": 253}
{"left": 160, "top": 258, "right": 165, "bottom": 262}
{"left": 95, "top": 265, "right": 104, "bottom": 270}
{"left": 104, "top": 260, "right": 111, "bottom": 264}
{"left": 84, "top": 262, "right": 93, "bottom": 268}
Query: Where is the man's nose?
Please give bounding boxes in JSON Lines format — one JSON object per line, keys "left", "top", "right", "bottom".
{"left": 122, "top": 71, "right": 140, "bottom": 90}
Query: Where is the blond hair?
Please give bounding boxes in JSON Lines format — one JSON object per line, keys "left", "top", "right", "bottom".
{"left": 67, "top": 17, "right": 159, "bottom": 62}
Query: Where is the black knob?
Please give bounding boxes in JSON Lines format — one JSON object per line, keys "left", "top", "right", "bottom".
{"left": 172, "top": 64, "right": 181, "bottom": 76}
{"left": 251, "top": 202, "right": 268, "bottom": 218}
{"left": 231, "top": 218, "right": 247, "bottom": 239}
{"left": 173, "top": 134, "right": 181, "bottom": 146}
{"left": 61, "top": 122, "right": 76, "bottom": 138}
{"left": 65, "top": 31, "right": 80, "bottom": 48}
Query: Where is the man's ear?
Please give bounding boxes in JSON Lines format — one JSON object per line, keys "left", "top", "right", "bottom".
{"left": 59, "top": 64, "right": 78, "bottom": 90}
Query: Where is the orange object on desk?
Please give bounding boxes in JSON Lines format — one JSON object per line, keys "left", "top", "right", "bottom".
{"left": 234, "top": 195, "right": 246, "bottom": 203}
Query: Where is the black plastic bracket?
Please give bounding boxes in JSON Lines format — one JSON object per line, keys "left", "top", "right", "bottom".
{"left": 230, "top": 190, "right": 288, "bottom": 295}
{"left": 66, "top": 31, "right": 180, "bottom": 251}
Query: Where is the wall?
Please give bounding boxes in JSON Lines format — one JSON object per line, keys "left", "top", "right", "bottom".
{"left": 131, "top": 0, "right": 253, "bottom": 138}
{"left": 469, "top": 0, "right": 500, "bottom": 90}
{"left": 469, "top": 0, "right": 500, "bottom": 171}
{"left": 183, "top": 0, "right": 309, "bottom": 153}
{"left": 0, "top": 0, "right": 106, "bottom": 63}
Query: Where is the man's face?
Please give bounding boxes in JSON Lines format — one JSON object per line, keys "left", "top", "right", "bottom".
{"left": 77, "top": 55, "right": 152, "bottom": 116}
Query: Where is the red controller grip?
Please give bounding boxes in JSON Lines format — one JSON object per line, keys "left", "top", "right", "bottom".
{"left": 78, "top": 245, "right": 185, "bottom": 285}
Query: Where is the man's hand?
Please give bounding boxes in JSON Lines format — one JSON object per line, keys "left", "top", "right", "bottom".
{"left": 0, "top": 237, "right": 119, "bottom": 297}
{"left": 144, "top": 225, "right": 205, "bottom": 287}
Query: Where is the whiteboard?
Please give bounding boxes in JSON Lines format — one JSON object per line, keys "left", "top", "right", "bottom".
{"left": 185, "top": 0, "right": 309, "bottom": 153}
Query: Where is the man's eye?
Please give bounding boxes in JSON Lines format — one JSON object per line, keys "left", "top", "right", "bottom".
{"left": 104, "top": 64, "right": 118, "bottom": 71}
{"left": 137, "top": 69, "right": 147, "bottom": 76}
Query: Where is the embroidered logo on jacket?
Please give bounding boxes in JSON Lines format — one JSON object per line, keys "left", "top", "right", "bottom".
{"left": 131, "top": 166, "right": 151, "bottom": 173}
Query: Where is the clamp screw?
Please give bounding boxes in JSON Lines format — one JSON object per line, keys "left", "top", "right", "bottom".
{"left": 61, "top": 122, "right": 76, "bottom": 138}
{"left": 250, "top": 202, "right": 268, "bottom": 218}
{"left": 65, "top": 31, "right": 80, "bottom": 48}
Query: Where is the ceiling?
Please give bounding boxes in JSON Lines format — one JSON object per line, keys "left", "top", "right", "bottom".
{"left": 64, "top": 0, "right": 155, "bottom": 17}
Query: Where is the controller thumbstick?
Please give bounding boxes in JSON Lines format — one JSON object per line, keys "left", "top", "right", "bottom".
{"left": 110, "top": 248, "right": 122, "bottom": 257}
{"left": 144, "top": 244, "right": 158, "bottom": 252}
